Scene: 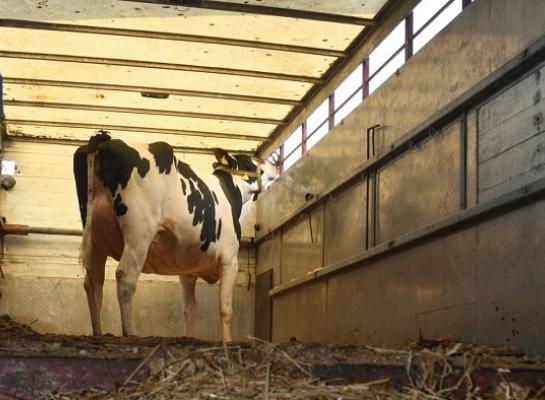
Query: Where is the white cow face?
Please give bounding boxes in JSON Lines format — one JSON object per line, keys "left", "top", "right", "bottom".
{"left": 260, "top": 161, "right": 279, "bottom": 189}
{"left": 213, "top": 149, "right": 279, "bottom": 199}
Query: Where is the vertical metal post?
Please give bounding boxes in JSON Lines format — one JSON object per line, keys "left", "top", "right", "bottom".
{"left": 0, "top": 72, "right": 6, "bottom": 142}
{"left": 301, "top": 121, "right": 308, "bottom": 155}
{"left": 0, "top": 72, "right": 6, "bottom": 162}
{"left": 0, "top": 73, "right": 4, "bottom": 122}
{"left": 328, "top": 93, "right": 335, "bottom": 130}
{"left": 460, "top": 113, "right": 468, "bottom": 210}
{"left": 405, "top": 12, "right": 414, "bottom": 60}
{"left": 371, "top": 170, "right": 378, "bottom": 247}
{"left": 365, "top": 174, "right": 370, "bottom": 250}
{"left": 362, "top": 59, "right": 370, "bottom": 99}
{"left": 279, "top": 143, "right": 285, "bottom": 174}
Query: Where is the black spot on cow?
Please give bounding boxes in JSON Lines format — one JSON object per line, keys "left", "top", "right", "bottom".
{"left": 212, "top": 191, "right": 219, "bottom": 205}
{"left": 149, "top": 142, "right": 174, "bottom": 174}
{"left": 97, "top": 139, "right": 150, "bottom": 196}
{"left": 113, "top": 193, "right": 128, "bottom": 216}
{"left": 217, "top": 218, "right": 222, "bottom": 240}
{"left": 180, "top": 178, "right": 187, "bottom": 195}
{"left": 176, "top": 160, "right": 217, "bottom": 251}
{"left": 214, "top": 170, "right": 242, "bottom": 241}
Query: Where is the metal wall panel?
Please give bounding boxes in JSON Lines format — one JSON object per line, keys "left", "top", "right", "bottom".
{"left": 478, "top": 66, "right": 545, "bottom": 202}
{"left": 324, "top": 228, "right": 478, "bottom": 346}
{"left": 376, "top": 121, "right": 461, "bottom": 244}
{"left": 257, "top": 138, "right": 367, "bottom": 238}
{"left": 474, "top": 200, "right": 545, "bottom": 354}
{"left": 257, "top": 0, "right": 545, "bottom": 237}
{"left": 272, "top": 280, "right": 327, "bottom": 343}
{"left": 256, "top": 234, "right": 282, "bottom": 286}
{"left": 466, "top": 110, "right": 478, "bottom": 208}
{"left": 281, "top": 206, "right": 324, "bottom": 284}
{"left": 273, "top": 199, "right": 545, "bottom": 354}
{"left": 324, "top": 179, "right": 367, "bottom": 266}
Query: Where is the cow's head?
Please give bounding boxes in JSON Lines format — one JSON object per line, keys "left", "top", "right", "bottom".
{"left": 213, "top": 149, "right": 279, "bottom": 201}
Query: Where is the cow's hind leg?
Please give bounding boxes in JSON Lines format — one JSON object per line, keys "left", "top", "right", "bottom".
{"left": 180, "top": 275, "right": 197, "bottom": 337}
{"left": 83, "top": 245, "right": 107, "bottom": 335}
{"left": 115, "top": 242, "right": 151, "bottom": 336}
{"left": 219, "top": 258, "right": 238, "bottom": 342}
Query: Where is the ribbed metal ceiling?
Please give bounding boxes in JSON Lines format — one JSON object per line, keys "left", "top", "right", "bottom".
{"left": 0, "top": 0, "right": 392, "bottom": 155}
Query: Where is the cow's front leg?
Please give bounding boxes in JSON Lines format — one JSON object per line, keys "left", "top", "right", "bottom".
{"left": 219, "top": 259, "right": 238, "bottom": 342}
{"left": 180, "top": 275, "right": 197, "bottom": 337}
{"left": 115, "top": 246, "right": 147, "bottom": 336}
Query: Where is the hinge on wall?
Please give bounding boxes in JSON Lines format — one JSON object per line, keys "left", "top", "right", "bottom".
{"left": 366, "top": 124, "right": 381, "bottom": 159}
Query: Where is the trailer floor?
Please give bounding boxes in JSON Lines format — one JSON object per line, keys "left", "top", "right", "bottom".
{"left": 0, "top": 315, "right": 544, "bottom": 399}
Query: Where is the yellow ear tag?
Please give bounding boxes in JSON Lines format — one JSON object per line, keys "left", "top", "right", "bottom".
{"left": 242, "top": 174, "right": 250, "bottom": 181}
{"left": 221, "top": 156, "right": 229, "bottom": 165}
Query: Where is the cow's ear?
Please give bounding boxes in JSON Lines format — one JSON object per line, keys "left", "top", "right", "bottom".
{"left": 214, "top": 148, "right": 233, "bottom": 166}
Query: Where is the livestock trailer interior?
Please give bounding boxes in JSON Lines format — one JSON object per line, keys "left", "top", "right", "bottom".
{"left": 1, "top": 0, "right": 545, "bottom": 396}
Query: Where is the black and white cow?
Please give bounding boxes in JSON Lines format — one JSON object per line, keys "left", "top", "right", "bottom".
{"left": 73, "top": 131, "right": 277, "bottom": 341}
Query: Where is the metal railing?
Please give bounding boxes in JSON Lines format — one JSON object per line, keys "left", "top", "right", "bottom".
{"left": 1, "top": 224, "right": 82, "bottom": 236}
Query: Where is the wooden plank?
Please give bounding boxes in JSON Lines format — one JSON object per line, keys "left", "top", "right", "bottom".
{"left": 479, "top": 93, "right": 545, "bottom": 163}
{"left": 5, "top": 106, "right": 275, "bottom": 137}
{"left": 4, "top": 83, "right": 292, "bottom": 120}
{"left": 0, "top": 0, "right": 362, "bottom": 51}
{"left": 0, "top": 28, "right": 336, "bottom": 78}
{"left": 478, "top": 67, "right": 545, "bottom": 136}
{"left": 479, "top": 129, "right": 545, "bottom": 201}
{"left": 7, "top": 126, "right": 259, "bottom": 152}
{"left": 0, "top": 58, "right": 312, "bottom": 101}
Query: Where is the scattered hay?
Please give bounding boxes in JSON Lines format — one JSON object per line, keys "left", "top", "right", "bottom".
{"left": 1, "top": 317, "right": 544, "bottom": 399}
{"left": 42, "top": 336, "right": 545, "bottom": 400}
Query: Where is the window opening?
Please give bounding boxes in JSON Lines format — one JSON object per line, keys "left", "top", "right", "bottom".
{"left": 413, "top": 0, "right": 463, "bottom": 54}
{"left": 334, "top": 65, "right": 364, "bottom": 126}
{"left": 283, "top": 126, "right": 303, "bottom": 171}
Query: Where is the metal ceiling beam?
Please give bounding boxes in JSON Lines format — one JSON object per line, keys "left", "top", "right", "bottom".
{"left": 0, "top": 51, "right": 322, "bottom": 83}
{"left": 7, "top": 134, "right": 254, "bottom": 155}
{"left": 6, "top": 100, "right": 283, "bottom": 125}
{"left": 119, "top": 0, "right": 375, "bottom": 26}
{"left": 0, "top": 19, "right": 346, "bottom": 58}
{"left": 5, "top": 119, "right": 268, "bottom": 141}
{"left": 4, "top": 77, "right": 301, "bottom": 106}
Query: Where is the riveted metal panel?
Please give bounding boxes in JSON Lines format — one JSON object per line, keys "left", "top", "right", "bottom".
{"left": 272, "top": 280, "right": 327, "bottom": 343}
{"left": 324, "top": 228, "right": 477, "bottom": 347}
{"left": 324, "top": 179, "right": 367, "bottom": 266}
{"left": 376, "top": 121, "right": 461, "bottom": 244}
{"left": 281, "top": 206, "right": 324, "bottom": 284}
{"left": 474, "top": 200, "right": 545, "bottom": 354}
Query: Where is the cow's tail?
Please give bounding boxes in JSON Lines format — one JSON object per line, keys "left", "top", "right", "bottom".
{"left": 80, "top": 149, "right": 98, "bottom": 269}
{"left": 76, "top": 130, "right": 111, "bottom": 269}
